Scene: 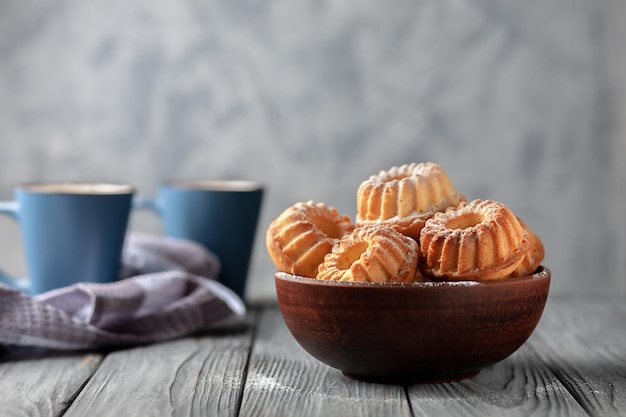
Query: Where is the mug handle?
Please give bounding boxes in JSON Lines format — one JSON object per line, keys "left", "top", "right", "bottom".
{"left": 132, "top": 196, "right": 161, "bottom": 213}
{"left": 0, "top": 201, "right": 30, "bottom": 292}
{"left": 0, "top": 201, "right": 18, "bottom": 219}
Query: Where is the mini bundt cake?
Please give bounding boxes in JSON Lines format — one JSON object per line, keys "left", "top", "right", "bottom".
{"left": 317, "top": 225, "right": 420, "bottom": 283}
{"left": 266, "top": 201, "right": 354, "bottom": 277}
{"left": 511, "top": 217, "right": 545, "bottom": 277}
{"left": 356, "top": 162, "right": 466, "bottom": 239}
{"left": 419, "top": 199, "right": 530, "bottom": 281}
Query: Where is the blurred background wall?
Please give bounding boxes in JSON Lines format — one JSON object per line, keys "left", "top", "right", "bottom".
{"left": 0, "top": 0, "right": 624, "bottom": 301}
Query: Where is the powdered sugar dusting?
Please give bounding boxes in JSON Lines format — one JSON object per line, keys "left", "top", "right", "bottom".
{"left": 276, "top": 272, "right": 481, "bottom": 287}
{"left": 417, "top": 280, "right": 479, "bottom": 287}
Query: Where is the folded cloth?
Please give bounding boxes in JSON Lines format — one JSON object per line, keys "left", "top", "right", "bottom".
{"left": 0, "top": 232, "right": 246, "bottom": 350}
{"left": 120, "top": 232, "right": 221, "bottom": 279}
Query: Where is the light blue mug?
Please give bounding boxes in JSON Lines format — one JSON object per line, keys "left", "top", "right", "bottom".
{"left": 0, "top": 182, "right": 134, "bottom": 294}
{"left": 135, "top": 180, "right": 264, "bottom": 299}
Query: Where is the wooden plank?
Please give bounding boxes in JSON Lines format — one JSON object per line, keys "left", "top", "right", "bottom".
{"left": 408, "top": 295, "right": 626, "bottom": 417}
{"left": 0, "top": 348, "right": 103, "bottom": 416}
{"left": 529, "top": 295, "right": 626, "bottom": 416}
{"left": 407, "top": 343, "right": 587, "bottom": 417}
{"left": 238, "top": 307, "right": 411, "bottom": 417}
{"left": 63, "top": 322, "right": 254, "bottom": 417}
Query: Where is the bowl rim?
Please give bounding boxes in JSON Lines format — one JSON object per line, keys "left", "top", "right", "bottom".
{"left": 275, "top": 265, "right": 550, "bottom": 289}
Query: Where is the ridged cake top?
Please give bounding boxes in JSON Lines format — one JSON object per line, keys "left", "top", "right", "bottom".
{"left": 419, "top": 199, "right": 530, "bottom": 280}
{"left": 317, "top": 226, "right": 419, "bottom": 283}
{"left": 357, "top": 162, "right": 464, "bottom": 221}
{"left": 266, "top": 201, "right": 354, "bottom": 277}
{"left": 355, "top": 162, "right": 465, "bottom": 239}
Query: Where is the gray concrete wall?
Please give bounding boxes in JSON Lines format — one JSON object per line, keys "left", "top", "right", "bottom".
{"left": 0, "top": 0, "right": 624, "bottom": 301}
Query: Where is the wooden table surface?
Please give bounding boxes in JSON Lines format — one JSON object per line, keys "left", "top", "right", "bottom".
{"left": 0, "top": 294, "right": 624, "bottom": 417}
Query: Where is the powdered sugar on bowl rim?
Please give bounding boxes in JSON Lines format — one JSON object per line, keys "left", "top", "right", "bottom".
{"left": 276, "top": 267, "right": 550, "bottom": 287}
{"left": 275, "top": 272, "right": 480, "bottom": 287}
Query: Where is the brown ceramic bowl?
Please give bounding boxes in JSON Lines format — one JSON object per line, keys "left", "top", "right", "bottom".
{"left": 275, "top": 266, "right": 550, "bottom": 384}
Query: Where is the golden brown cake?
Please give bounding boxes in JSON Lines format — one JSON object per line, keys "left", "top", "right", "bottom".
{"left": 511, "top": 217, "right": 545, "bottom": 277}
{"left": 419, "top": 199, "right": 530, "bottom": 281}
{"left": 266, "top": 201, "right": 354, "bottom": 277}
{"left": 356, "top": 162, "right": 466, "bottom": 239}
{"left": 317, "top": 225, "right": 420, "bottom": 283}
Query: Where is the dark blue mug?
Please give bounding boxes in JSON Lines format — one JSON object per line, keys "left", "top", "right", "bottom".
{"left": 0, "top": 182, "right": 134, "bottom": 294}
{"left": 135, "top": 180, "right": 264, "bottom": 299}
